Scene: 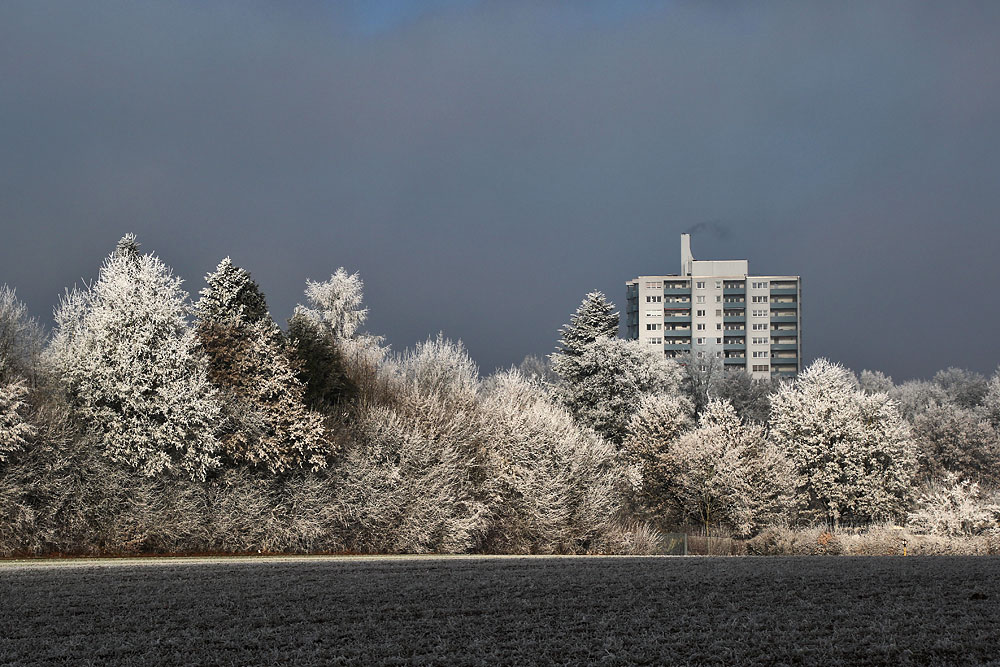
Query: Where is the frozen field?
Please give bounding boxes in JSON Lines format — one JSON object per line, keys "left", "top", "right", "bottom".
{"left": 1, "top": 555, "right": 998, "bottom": 665}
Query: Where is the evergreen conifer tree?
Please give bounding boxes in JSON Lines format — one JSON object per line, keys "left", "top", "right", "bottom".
{"left": 47, "top": 235, "right": 220, "bottom": 480}
{"left": 196, "top": 258, "right": 329, "bottom": 473}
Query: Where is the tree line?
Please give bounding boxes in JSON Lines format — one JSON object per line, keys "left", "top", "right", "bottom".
{"left": 0, "top": 236, "right": 997, "bottom": 555}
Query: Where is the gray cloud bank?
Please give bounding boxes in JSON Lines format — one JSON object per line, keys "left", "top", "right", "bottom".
{"left": 2, "top": 1, "right": 999, "bottom": 379}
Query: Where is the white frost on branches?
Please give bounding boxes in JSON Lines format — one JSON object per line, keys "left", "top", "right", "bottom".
{"left": 907, "top": 473, "right": 1000, "bottom": 537}
{"left": 480, "top": 370, "right": 636, "bottom": 553}
{"left": 770, "top": 358, "right": 915, "bottom": 526}
{"left": 0, "top": 380, "right": 34, "bottom": 462}
{"left": 659, "top": 399, "right": 793, "bottom": 536}
{"left": 46, "top": 235, "right": 220, "bottom": 480}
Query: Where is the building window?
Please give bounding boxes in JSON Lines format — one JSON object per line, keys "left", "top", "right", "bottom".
{"left": 646, "top": 295, "right": 662, "bottom": 303}
{"left": 646, "top": 311, "right": 661, "bottom": 318}
{"left": 645, "top": 281, "right": 661, "bottom": 289}
{"left": 752, "top": 337, "right": 769, "bottom": 345}
{"left": 696, "top": 295, "right": 705, "bottom": 304}
{"left": 697, "top": 337, "right": 705, "bottom": 345}
{"left": 716, "top": 351, "right": 722, "bottom": 358}
{"left": 696, "top": 281, "right": 706, "bottom": 289}
{"left": 716, "top": 338, "right": 722, "bottom": 344}
{"left": 716, "top": 323, "right": 722, "bottom": 330}
{"left": 752, "top": 295, "right": 769, "bottom": 303}
{"left": 753, "top": 351, "right": 769, "bottom": 358}
{"left": 646, "top": 323, "right": 661, "bottom": 331}
{"left": 752, "top": 281, "right": 769, "bottom": 289}
{"left": 752, "top": 309, "right": 768, "bottom": 317}
{"left": 696, "top": 309, "right": 705, "bottom": 317}
{"left": 648, "top": 337, "right": 662, "bottom": 345}
{"left": 697, "top": 323, "right": 706, "bottom": 331}
{"left": 715, "top": 281, "right": 722, "bottom": 288}
{"left": 716, "top": 309, "right": 722, "bottom": 316}
{"left": 752, "top": 323, "right": 768, "bottom": 331}
{"left": 752, "top": 364, "right": 770, "bottom": 372}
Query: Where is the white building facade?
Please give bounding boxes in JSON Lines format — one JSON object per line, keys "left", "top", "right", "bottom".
{"left": 626, "top": 234, "right": 801, "bottom": 379}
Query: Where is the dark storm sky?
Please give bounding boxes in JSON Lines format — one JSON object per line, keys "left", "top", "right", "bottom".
{"left": 3, "top": 1, "right": 1000, "bottom": 380}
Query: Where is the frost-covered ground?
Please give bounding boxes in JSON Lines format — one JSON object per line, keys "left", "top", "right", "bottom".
{"left": 1, "top": 556, "right": 998, "bottom": 665}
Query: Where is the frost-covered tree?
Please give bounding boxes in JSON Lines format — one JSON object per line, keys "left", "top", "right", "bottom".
{"left": 196, "top": 259, "right": 328, "bottom": 474}
{"left": 858, "top": 369, "right": 895, "bottom": 395}
{"left": 287, "top": 268, "right": 381, "bottom": 408}
{"left": 770, "top": 359, "right": 915, "bottom": 526}
{"left": 554, "top": 337, "right": 684, "bottom": 446}
{"left": 479, "top": 370, "right": 637, "bottom": 553}
{"left": 709, "top": 369, "right": 780, "bottom": 424}
{"left": 911, "top": 405, "right": 1000, "bottom": 487}
{"left": 0, "top": 286, "right": 44, "bottom": 385}
{"left": 982, "top": 371, "right": 1000, "bottom": 430}
{"left": 660, "top": 400, "right": 793, "bottom": 536}
{"left": 515, "top": 355, "right": 558, "bottom": 385}
{"left": 0, "top": 380, "right": 34, "bottom": 463}
{"left": 46, "top": 235, "right": 220, "bottom": 480}
{"left": 331, "top": 336, "right": 488, "bottom": 553}
{"left": 890, "top": 380, "right": 950, "bottom": 422}
{"left": 553, "top": 291, "right": 618, "bottom": 358}
{"left": 933, "top": 367, "right": 989, "bottom": 410}
{"left": 622, "top": 393, "right": 695, "bottom": 518}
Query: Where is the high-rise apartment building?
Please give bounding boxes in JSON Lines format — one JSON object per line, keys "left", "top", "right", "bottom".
{"left": 626, "top": 234, "right": 801, "bottom": 379}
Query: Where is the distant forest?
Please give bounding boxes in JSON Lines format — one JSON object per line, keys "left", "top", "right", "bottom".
{"left": 1, "top": 235, "right": 998, "bottom": 555}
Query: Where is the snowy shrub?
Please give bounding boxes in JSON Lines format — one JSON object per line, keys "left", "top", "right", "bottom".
{"left": 907, "top": 474, "right": 1000, "bottom": 537}
{"left": 770, "top": 359, "right": 915, "bottom": 527}
{"left": 46, "top": 235, "right": 220, "bottom": 480}
{"left": 479, "top": 371, "right": 636, "bottom": 553}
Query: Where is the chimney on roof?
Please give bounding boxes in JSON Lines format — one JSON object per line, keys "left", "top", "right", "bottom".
{"left": 681, "top": 233, "right": 693, "bottom": 276}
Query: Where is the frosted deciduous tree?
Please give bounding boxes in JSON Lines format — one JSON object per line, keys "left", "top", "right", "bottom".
{"left": 660, "top": 399, "right": 792, "bottom": 536}
{"left": 479, "top": 371, "right": 636, "bottom": 553}
{"left": 983, "top": 371, "right": 1000, "bottom": 430}
{"left": 858, "top": 369, "right": 895, "bottom": 395}
{"left": 196, "top": 259, "right": 328, "bottom": 474}
{"left": 622, "top": 393, "right": 695, "bottom": 518}
{"left": 911, "top": 405, "right": 1000, "bottom": 487}
{"left": 0, "top": 380, "right": 34, "bottom": 463}
{"left": 933, "top": 367, "right": 989, "bottom": 410}
{"left": 770, "top": 359, "right": 915, "bottom": 526}
{"left": 287, "top": 268, "right": 382, "bottom": 408}
{"left": 890, "top": 380, "right": 950, "bottom": 422}
{"left": 47, "top": 235, "right": 220, "bottom": 480}
{"left": 331, "top": 336, "right": 488, "bottom": 553}
{"left": 709, "top": 369, "right": 780, "bottom": 424}
{"left": 0, "top": 286, "right": 44, "bottom": 385}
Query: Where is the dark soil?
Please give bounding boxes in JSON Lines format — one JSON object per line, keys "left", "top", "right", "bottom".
{"left": 1, "top": 556, "right": 998, "bottom": 665}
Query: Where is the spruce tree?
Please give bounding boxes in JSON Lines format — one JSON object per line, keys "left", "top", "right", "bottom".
{"left": 197, "top": 258, "right": 329, "bottom": 473}
{"left": 553, "top": 291, "right": 618, "bottom": 358}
